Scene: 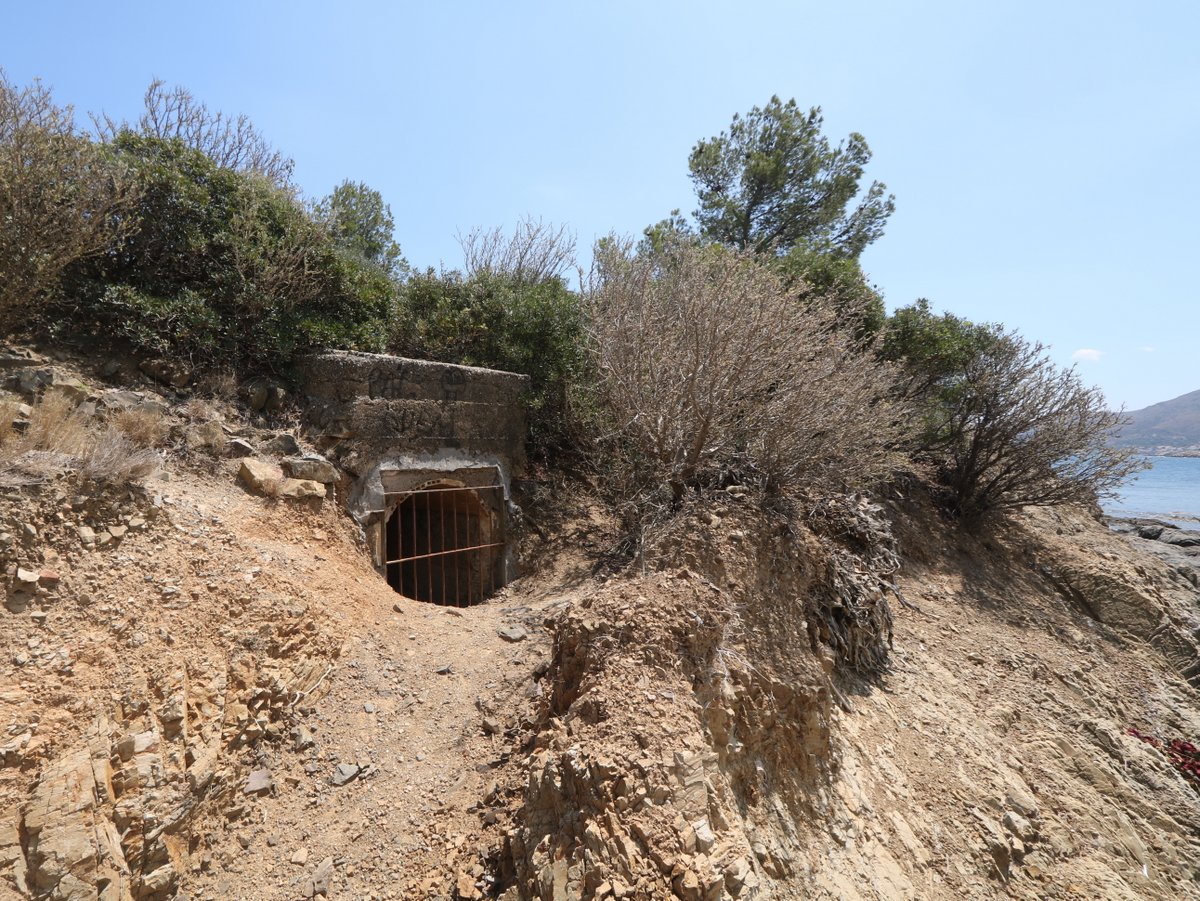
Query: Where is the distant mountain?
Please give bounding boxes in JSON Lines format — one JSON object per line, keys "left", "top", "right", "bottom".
{"left": 1117, "top": 389, "right": 1200, "bottom": 448}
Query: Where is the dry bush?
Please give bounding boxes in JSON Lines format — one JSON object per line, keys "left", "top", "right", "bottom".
{"left": 110, "top": 406, "right": 170, "bottom": 448}
{"left": 79, "top": 426, "right": 160, "bottom": 483}
{"left": 0, "top": 397, "right": 20, "bottom": 449}
{"left": 22, "top": 392, "right": 92, "bottom": 458}
{"left": 932, "top": 331, "right": 1145, "bottom": 522}
{"left": 0, "top": 70, "right": 137, "bottom": 329}
{"left": 586, "top": 237, "right": 907, "bottom": 509}
{"left": 93, "top": 80, "right": 293, "bottom": 185}
{"left": 458, "top": 217, "right": 577, "bottom": 284}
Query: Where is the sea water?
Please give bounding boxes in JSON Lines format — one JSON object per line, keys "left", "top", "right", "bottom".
{"left": 1103, "top": 456, "right": 1200, "bottom": 530}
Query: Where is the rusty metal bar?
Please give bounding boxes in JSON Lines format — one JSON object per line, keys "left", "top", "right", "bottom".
{"left": 385, "top": 485, "right": 505, "bottom": 606}
{"left": 383, "top": 542, "right": 505, "bottom": 567}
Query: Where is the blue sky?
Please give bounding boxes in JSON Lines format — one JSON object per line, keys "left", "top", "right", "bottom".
{"left": 4, "top": 1, "right": 1196, "bottom": 409}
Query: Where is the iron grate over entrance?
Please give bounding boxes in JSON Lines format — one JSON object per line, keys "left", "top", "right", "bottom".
{"left": 383, "top": 484, "right": 505, "bottom": 607}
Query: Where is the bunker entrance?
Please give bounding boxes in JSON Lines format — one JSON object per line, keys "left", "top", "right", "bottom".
{"left": 384, "top": 484, "right": 504, "bottom": 607}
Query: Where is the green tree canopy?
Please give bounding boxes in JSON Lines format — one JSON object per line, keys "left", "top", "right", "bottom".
{"left": 688, "top": 96, "right": 894, "bottom": 258}
{"left": 315, "top": 179, "right": 407, "bottom": 279}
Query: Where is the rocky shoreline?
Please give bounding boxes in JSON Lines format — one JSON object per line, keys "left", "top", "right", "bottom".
{"left": 1107, "top": 516, "right": 1200, "bottom": 586}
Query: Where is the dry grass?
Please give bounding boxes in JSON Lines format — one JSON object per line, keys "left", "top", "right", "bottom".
{"left": 0, "top": 391, "right": 160, "bottom": 483}
{"left": 110, "top": 406, "right": 170, "bottom": 447}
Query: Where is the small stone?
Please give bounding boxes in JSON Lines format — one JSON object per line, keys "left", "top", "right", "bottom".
{"left": 310, "top": 856, "right": 335, "bottom": 897}
{"left": 331, "top": 763, "right": 360, "bottom": 786}
{"left": 37, "top": 569, "right": 60, "bottom": 586}
{"left": 434, "top": 663, "right": 453, "bottom": 675}
{"left": 15, "top": 567, "right": 39, "bottom": 587}
{"left": 244, "top": 768, "right": 273, "bottom": 795}
{"left": 291, "top": 725, "right": 315, "bottom": 751}
{"left": 109, "top": 524, "right": 128, "bottom": 540}
{"left": 363, "top": 703, "right": 376, "bottom": 713}
{"left": 481, "top": 717, "right": 502, "bottom": 736}
{"left": 497, "top": 625, "right": 528, "bottom": 643}
{"left": 291, "top": 847, "right": 310, "bottom": 865}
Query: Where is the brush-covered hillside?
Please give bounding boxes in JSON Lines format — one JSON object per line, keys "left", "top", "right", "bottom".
{"left": 1118, "top": 389, "right": 1200, "bottom": 451}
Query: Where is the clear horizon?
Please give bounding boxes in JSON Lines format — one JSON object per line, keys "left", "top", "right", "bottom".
{"left": 4, "top": 0, "right": 1196, "bottom": 410}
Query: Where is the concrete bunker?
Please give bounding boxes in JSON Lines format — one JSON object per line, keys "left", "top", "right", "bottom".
{"left": 299, "top": 351, "right": 527, "bottom": 608}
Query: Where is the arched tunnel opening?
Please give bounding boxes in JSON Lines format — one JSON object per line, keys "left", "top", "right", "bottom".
{"left": 384, "top": 484, "right": 505, "bottom": 607}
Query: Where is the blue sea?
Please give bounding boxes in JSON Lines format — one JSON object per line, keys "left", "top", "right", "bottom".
{"left": 1103, "top": 456, "right": 1200, "bottom": 531}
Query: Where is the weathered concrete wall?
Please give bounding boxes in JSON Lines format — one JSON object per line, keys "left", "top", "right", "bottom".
{"left": 299, "top": 351, "right": 528, "bottom": 478}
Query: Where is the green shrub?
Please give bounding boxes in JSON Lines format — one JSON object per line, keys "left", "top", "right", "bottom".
{"left": 60, "top": 134, "right": 395, "bottom": 373}
{"left": 393, "top": 270, "right": 588, "bottom": 453}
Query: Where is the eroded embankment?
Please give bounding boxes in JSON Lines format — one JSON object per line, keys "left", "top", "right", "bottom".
{"left": 499, "top": 494, "right": 1200, "bottom": 901}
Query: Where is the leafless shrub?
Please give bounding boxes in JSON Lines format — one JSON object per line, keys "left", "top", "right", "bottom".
{"left": 0, "top": 70, "right": 138, "bottom": 330}
{"left": 933, "top": 332, "right": 1145, "bottom": 522}
{"left": 79, "top": 427, "right": 160, "bottom": 482}
{"left": 458, "top": 217, "right": 577, "bottom": 284}
{"left": 585, "top": 237, "right": 907, "bottom": 512}
{"left": 93, "top": 79, "right": 293, "bottom": 185}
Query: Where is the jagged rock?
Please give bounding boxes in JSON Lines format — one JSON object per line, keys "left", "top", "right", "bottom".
{"left": 291, "top": 847, "right": 310, "bottom": 865}
{"left": 244, "top": 768, "right": 274, "bottom": 795}
{"left": 331, "top": 763, "right": 360, "bottom": 786}
{"left": 239, "top": 459, "right": 283, "bottom": 494}
{"left": 261, "top": 433, "right": 301, "bottom": 456}
{"left": 277, "top": 479, "right": 326, "bottom": 501}
{"left": 283, "top": 454, "right": 338, "bottom": 483}
{"left": 498, "top": 624, "right": 528, "bottom": 643}
{"left": 227, "top": 438, "right": 256, "bottom": 458}
{"left": 15, "top": 567, "right": 40, "bottom": 588}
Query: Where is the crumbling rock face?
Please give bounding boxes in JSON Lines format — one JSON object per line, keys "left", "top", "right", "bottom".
{"left": 502, "top": 494, "right": 893, "bottom": 901}
{"left": 4, "top": 654, "right": 331, "bottom": 900}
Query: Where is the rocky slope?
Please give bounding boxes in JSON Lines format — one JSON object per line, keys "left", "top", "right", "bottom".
{"left": 0, "top": 349, "right": 1198, "bottom": 900}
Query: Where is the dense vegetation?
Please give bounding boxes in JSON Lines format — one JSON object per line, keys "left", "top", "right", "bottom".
{"left": 0, "top": 71, "right": 1138, "bottom": 526}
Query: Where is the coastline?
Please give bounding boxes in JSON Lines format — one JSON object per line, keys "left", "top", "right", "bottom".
{"left": 1106, "top": 515, "right": 1200, "bottom": 585}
